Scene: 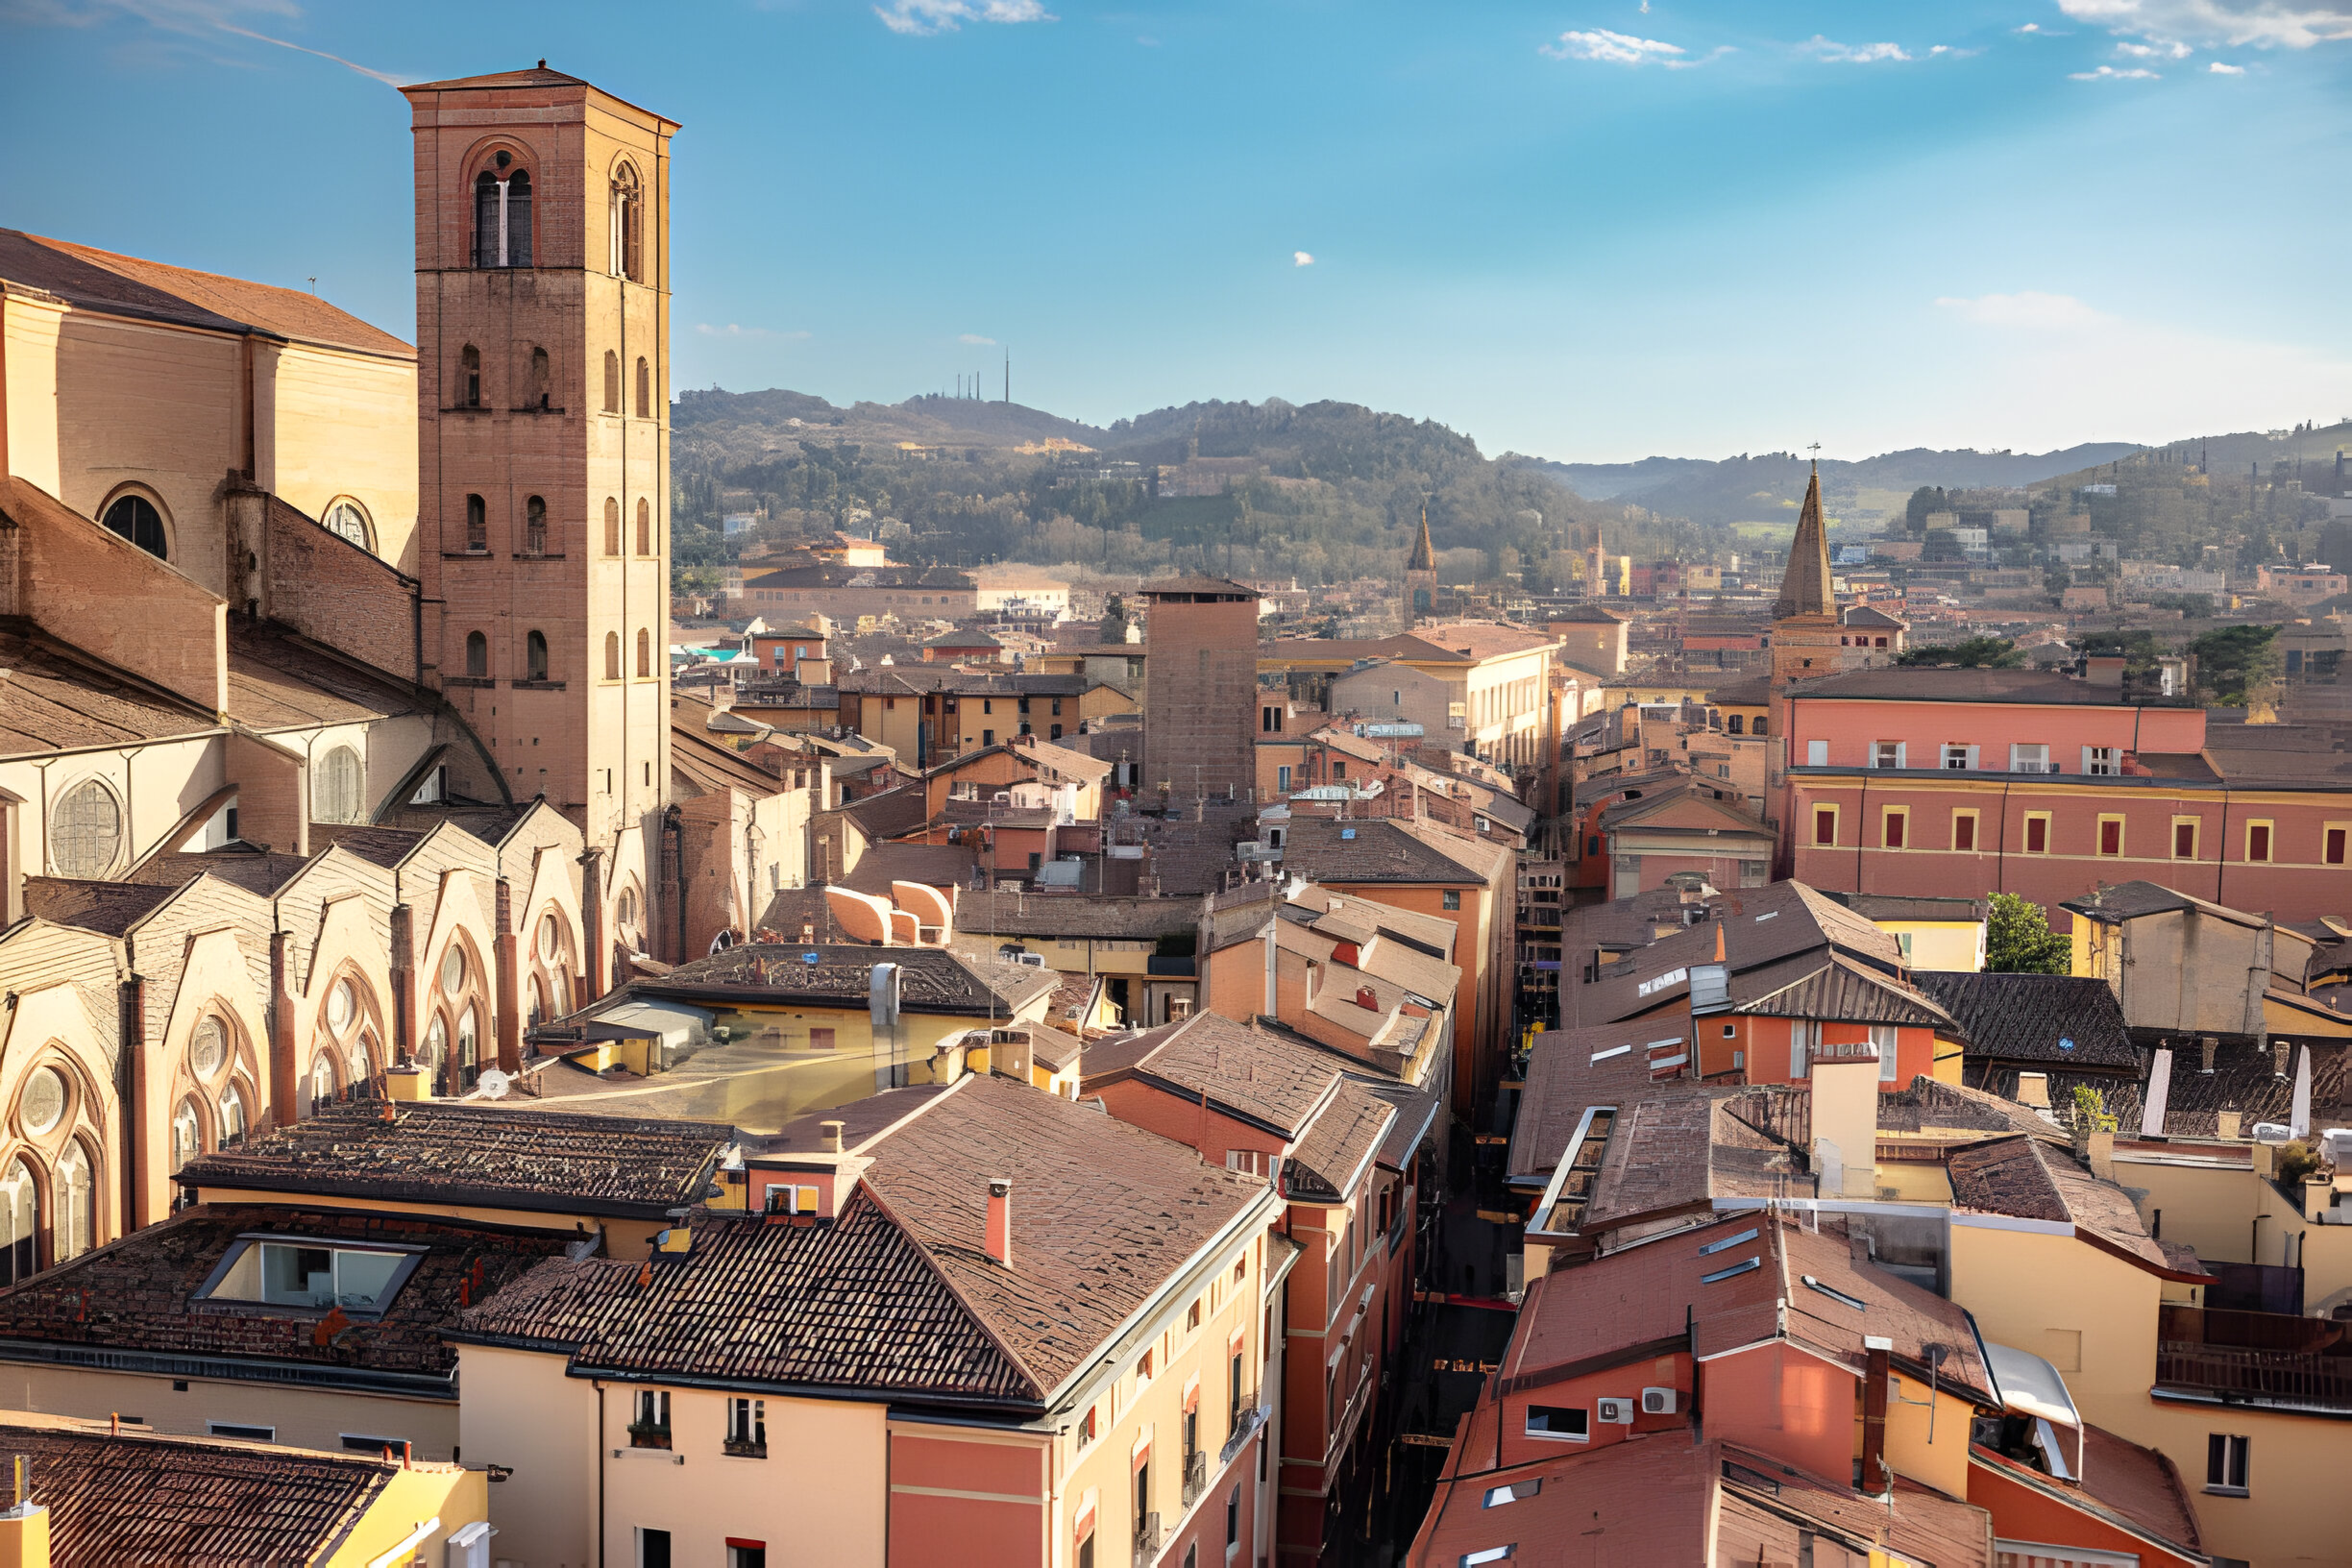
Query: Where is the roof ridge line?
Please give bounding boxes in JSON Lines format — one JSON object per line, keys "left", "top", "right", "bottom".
{"left": 848, "top": 1178, "right": 1049, "bottom": 1403}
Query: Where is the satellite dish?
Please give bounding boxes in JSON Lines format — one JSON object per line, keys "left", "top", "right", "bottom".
{"left": 478, "top": 1069, "right": 512, "bottom": 1100}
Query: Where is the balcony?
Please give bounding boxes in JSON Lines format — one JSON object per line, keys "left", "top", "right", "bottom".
{"left": 1181, "top": 1449, "right": 1209, "bottom": 1508}
{"left": 1132, "top": 1512, "right": 1162, "bottom": 1568}
{"left": 2156, "top": 1305, "right": 2352, "bottom": 1410}
{"left": 1220, "top": 1400, "right": 1270, "bottom": 1468}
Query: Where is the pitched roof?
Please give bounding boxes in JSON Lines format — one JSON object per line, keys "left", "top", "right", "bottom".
{"left": 177, "top": 1102, "right": 733, "bottom": 1221}
{"left": 457, "top": 1187, "right": 1038, "bottom": 1405}
{"left": 1913, "top": 972, "right": 2137, "bottom": 1068}
{"left": 1406, "top": 507, "right": 1436, "bottom": 571}
{"left": 1507, "top": 1021, "right": 1705, "bottom": 1188}
{"left": 1283, "top": 1079, "right": 1396, "bottom": 1200}
{"left": 961, "top": 893, "right": 1198, "bottom": 941}
{"left": 858, "top": 1074, "right": 1269, "bottom": 1395}
{"left": 1774, "top": 464, "right": 1835, "bottom": 621}
{"left": 307, "top": 823, "right": 429, "bottom": 870}
{"left": 0, "top": 1205, "right": 571, "bottom": 1385}
{"left": 1414, "top": 622, "right": 1558, "bottom": 660}
{"left": 0, "top": 229, "right": 412, "bottom": 359}
{"left": 121, "top": 848, "right": 313, "bottom": 897}
{"left": 641, "top": 943, "right": 1057, "bottom": 1018}
{"left": 0, "top": 1415, "right": 416, "bottom": 1568}
{"left": 226, "top": 618, "right": 423, "bottom": 731}
{"left": 1137, "top": 575, "right": 1260, "bottom": 599}
{"left": 1788, "top": 666, "right": 2144, "bottom": 706}
{"left": 22, "top": 876, "right": 178, "bottom": 937}
{"left": 0, "top": 608, "right": 222, "bottom": 760}
{"left": 1945, "top": 1134, "right": 2172, "bottom": 1271}
{"left": 1080, "top": 1013, "right": 1342, "bottom": 1134}
{"left": 1281, "top": 814, "right": 1507, "bottom": 887}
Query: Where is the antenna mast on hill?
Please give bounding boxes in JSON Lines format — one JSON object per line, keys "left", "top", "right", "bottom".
{"left": 1004, "top": 348, "right": 1010, "bottom": 405}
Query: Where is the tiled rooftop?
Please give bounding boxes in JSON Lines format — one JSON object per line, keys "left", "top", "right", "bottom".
{"left": 0, "top": 1414, "right": 416, "bottom": 1568}
{"left": 0, "top": 1205, "right": 570, "bottom": 1384}
{"left": 1914, "top": 972, "right": 2137, "bottom": 1069}
{"left": 177, "top": 1102, "right": 733, "bottom": 1221}
{"left": 642, "top": 942, "right": 1057, "bottom": 1017}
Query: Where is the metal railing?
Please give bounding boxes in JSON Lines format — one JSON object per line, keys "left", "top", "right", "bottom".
{"left": 1220, "top": 1401, "right": 1268, "bottom": 1467}
{"left": 1132, "top": 1512, "right": 1161, "bottom": 1568}
{"left": 1181, "top": 1449, "right": 1208, "bottom": 1507}
{"left": 2156, "top": 1305, "right": 2352, "bottom": 1408}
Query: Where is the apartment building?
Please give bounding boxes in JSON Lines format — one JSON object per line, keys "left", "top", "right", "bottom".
{"left": 456, "top": 1073, "right": 1288, "bottom": 1568}
{"left": 1082, "top": 1012, "right": 1440, "bottom": 1567}
{"left": 1780, "top": 665, "right": 2352, "bottom": 923}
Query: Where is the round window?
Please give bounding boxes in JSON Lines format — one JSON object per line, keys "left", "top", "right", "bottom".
{"left": 20, "top": 1067, "right": 66, "bottom": 1136}
{"left": 322, "top": 499, "right": 371, "bottom": 551}
{"left": 538, "top": 913, "right": 560, "bottom": 961}
{"left": 440, "top": 946, "right": 466, "bottom": 995}
{"left": 327, "top": 979, "right": 356, "bottom": 1035}
{"left": 51, "top": 779, "right": 123, "bottom": 879}
{"left": 190, "top": 1017, "right": 228, "bottom": 1078}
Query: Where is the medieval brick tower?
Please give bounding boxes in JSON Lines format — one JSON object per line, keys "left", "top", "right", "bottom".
{"left": 401, "top": 65, "right": 676, "bottom": 853}
{"left": 1766, "top": 461, "right": 1842, "bottom": 864}
{"left": 1404, "top": 503, "right": 1438, "bottom": 626}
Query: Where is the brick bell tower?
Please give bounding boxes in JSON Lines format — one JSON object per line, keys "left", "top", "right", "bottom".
{"left": 401, "top": 64, "right": 677, "bottom": 853}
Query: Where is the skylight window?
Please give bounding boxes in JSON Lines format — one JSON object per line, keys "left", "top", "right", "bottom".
{"left": 199, "top": 1236, "right": 423, "bottom": 1314}
{"left": 1590, "top": 1043, "right": 1632, "bottom": 1063}
{"left": 1696, "top": 1226, "right": 1759, "bottom": 1256}
{"left": 1700, "top": 1257, "right": 1762, "bottom": 1284}
{"left": 1801, "top": 1274, "right": 1867, "bottom": 1311}
{"left": 1481, "top": 1480, "right": 1540, "bottom": 1508}
{"left": 1463, "top": 1549, "right": 1517, "bottom": 1566}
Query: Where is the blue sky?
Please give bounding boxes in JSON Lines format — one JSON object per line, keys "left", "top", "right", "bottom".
{"left": 3, "top": 0, "right": 2346, "bottom": 461}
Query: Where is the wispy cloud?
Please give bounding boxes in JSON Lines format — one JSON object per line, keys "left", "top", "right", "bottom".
{"left": 874, "top": 0, "right": 1053, "bottom": 36}
{"left": 2117, "top": 37, "right": 2194, "bottom": 53}
{"left": 958, "top": 333, "right": 996, "bottom": 345}
{"left": 1542, "top": 27, "right": 1684, "bottom": 63}
{"left": 695, "top": 323, "right": 810, "bottom": 341}
{"left": 1293, "top": 251, "right": 1315, "bottom": 268}
{"left": 3, "top": 0, "right": 410, "bottom": 83}
{"left": 1936, "top": 291, "right": 2110, "bottom": 329}
{"left": 1800, "top": 35, "right": 1913, "bottom": 61}
{"left": 2209, "top": 56, "right": 2250, "bottom": 66}
{"left": 2018, "top": 20, "right": 2045, "bottom": 29}
{"left": 2070, "top": 61, "right": 2163, "bottom": 74}
{"left": 2056, "top": 0, "right": 2352, "bottom": 49}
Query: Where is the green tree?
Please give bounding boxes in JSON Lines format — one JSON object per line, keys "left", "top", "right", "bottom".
{"left": 1904, "top": 486, "right": 1950, "bottom": 533}
{"left": 2188, "top": 624, "right": 2281, "bottom": 709}
{"left": 1985, "top": 892, "right": 2070, "bottom": 974}
{"left": 1895, "top": 636, "right": 2025, "bottom": 669}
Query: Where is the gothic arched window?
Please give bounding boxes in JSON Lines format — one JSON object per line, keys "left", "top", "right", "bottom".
{"left": 611, "top": 162, "right": 643, "bottom": 282}
{"left": 474, "top": 163, "right": 532, "bottom": 268}
{"left": 101, "top": 493, "right": 168, "bottom": 559}
{"left": 530, "top": 346, "right": 551, "bottom": 409}
{"left": 526, "top": 631, "right": 550, "bottom": 683}
{"left": 635, "top": 356, "right": 650, "bottom": 418}
{"left": 0, "top": 1160, "right": 34, "bottom": 1285}
{"left": 466, "top": 631, "right": 489, "bottom": 678}
{"left": 603, "top": 352, "right": 621, "bottom": 414}
{"left": 605, "top": 498, "right": 623, "bottom": 557}
{"left": 635, "top": 497, "right": 652, "bottom": 556}
{"left": 461, "top": 344, "right": 482, "bottom": 408}
{"left": 636, "top": 627, "right": 651, "bottom": 679}
{"left": 322, "top": 498, "right": 371, "bottom": 550}
{"left": 525, "top": 495, "right": 548, "bottom": 557}
{"left": 313, "top": 745, "right": 365, "bottom": 825}
{"left": 605, "top": 631, "right": 622, "bottom": 681}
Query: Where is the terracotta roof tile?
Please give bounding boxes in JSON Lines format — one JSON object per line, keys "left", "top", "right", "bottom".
{"left": 0, "top": 1417, "right": 407, "bottom": 1568}
{"left": 178, "top": 1102, "right": 732, "bottom": 1221}
{"left": 1915, "top": 972, "right": 2137, "bottom": 1068}
{"left": 1284, "top": 1081, "right": 1396, "bottom": 1200}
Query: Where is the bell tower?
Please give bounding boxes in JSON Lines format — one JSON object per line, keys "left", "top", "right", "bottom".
{"left": 1404, "top": 502, "right": 1438, "bottom": 625}
{"left": 401, "top": 64, "right": 677, "bottom": 855}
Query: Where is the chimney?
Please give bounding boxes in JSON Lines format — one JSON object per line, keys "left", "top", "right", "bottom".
{"left": 2016, "top": 1071, "right": 2051, "bottom": 1108}
{"left": 1860, "top": 1337, "right": 1892, "bottom": 1495}
{"left": 0, "top": 1453, "right": 46, "bottom": 1568}
{"left": 821, "top": 1119, "right": 845, "bottom": 1154}
{"left": 2085, "top": 1128, "right": 2115, "bottom": 1183}
{"left": 2216, "top": 1109, "right": 2242, "bottom": 1141}
{"left": 985, "top": 1178, "right": 1014, "bottom": 1268}
{"left": 2200, "top": 1036, "right": 2217, "bottom": 1074}
{"left": 1811, "top": 1038, "right": 1881, "bottom": 1200}
{"left": 2084, "top": 654, "right": 2126, "bottom": 690}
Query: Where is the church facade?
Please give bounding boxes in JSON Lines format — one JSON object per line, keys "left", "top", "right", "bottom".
{"left": 0, "top": 66, "right": 771, "bottom": 1280}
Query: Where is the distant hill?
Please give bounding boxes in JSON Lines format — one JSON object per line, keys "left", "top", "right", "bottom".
{"left": 1507, "top": 442, "right": 2145, "bottom": 528}
{"left": 674, "top": 387, "right": 1107, "bottom": 461}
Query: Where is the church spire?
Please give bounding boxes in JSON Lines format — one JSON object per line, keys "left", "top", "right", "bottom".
{"left": 1774, "top": 461, "right": 1834, "bottom": 621}
{"left": 1407, "top": 501, "right": 1436, "bottom": 571}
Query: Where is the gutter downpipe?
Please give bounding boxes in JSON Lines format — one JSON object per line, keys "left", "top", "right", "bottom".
{"left": 596, "top": 1377, "right": 607, "bottom": 1568}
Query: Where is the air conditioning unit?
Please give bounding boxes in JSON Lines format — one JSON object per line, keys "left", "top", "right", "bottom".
{"left": 1596, "top": 1397, "right": 1635, "bottom": 1425}
{"left": 1641, "top": 1387, "right": 1677, "bottom": 1415}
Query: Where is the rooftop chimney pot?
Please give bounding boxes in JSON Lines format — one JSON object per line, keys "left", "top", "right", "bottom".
{"left": 985, "top": 1177, "right": 1014, "bottom": 1268}
{"left": 821, "top": 1119, "right": 845, "bottom": 1154}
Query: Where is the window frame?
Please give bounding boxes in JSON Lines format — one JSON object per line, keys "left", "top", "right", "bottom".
{"left": 2205, "top": 1431, "right": 2249, "bottom": 1495}
{"left": 49, "top": 774, "right": 127, "bottom": 879}
{"left": 2009, "top": 742, "right": 2051, "bottom": 774}
{"left": 2244, "top": 819, "right": 2274, "bottom": 864}
{"left": 97, "top": 485, "right": 172, "bottom": 560}
{"left": 2325, "top": 821, "right": 2349, "bottom": 867}
{"left": 1812, "top": 803, "right": 1838, "bottom": 848}
{"left": 1941, "top": 743, "right": 1977, "bottom": 771}
{"left": 2172, "top": 816, "right": 2200, "bottom": 861}
{"left": 2096, "top": 812, "right": 2125, "bottom": 858}
{"left": 1951, "top": 808, "right": 1978, "bottom": 853}
{"left": 1881, "top": 805, "right": 1908, "bottom": 850}
{"left": 1522, "top": 1404, "right": 1589, "bottom": 1442}
{"left": 2022, "top": 811, "right": 2052, "bottom": 855}
{"left": 1872, "top": 740, "right": 1906, "bottom": 770}
{"left": 192, "top": 1232, "right": 429, "bottom": 1319}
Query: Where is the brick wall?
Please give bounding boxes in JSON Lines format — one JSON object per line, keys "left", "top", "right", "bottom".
{"left": 1142, "top": 594, "right": 1259, "bottom": 802}
{"left": 261, "top": 494, "right": 418, "bottom": 681}
{"left": 229, "top": 729, "right": 309, "bottom": 858}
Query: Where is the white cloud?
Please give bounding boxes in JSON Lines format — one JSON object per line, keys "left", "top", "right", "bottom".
{"left": 2210, "top": 56, "right": 2250, "bottom": 65}
{"left": 1800, "top": 35, "right": 1913, "bottom": 61}
{"left": 2117, "top": 37, "right": 2194, "bottom": 53}
{"left": 2056, "top": 0, "right": 2352, "bottom": 49}
{"left": 2070, "top": 61, "right": 2163, "bottom": 74}
{"left": 958, "top": 333, "right": 996, "bottom": 345}
{"left": 1541, "top": 27, "right": 1684, "bottom": 63}
{"left": 2018, "top": 19, "right": 2044, "bottom": 29}
{"left": 874, "top": 0, "right": 1053, "bottom": 37}
{"left": 2, "top": 0, "right": 410, "bottom": 82}
{"left": 1935, "top": 291, "right": 2111, "bottom": 329}
{"left": 694, "top": 323, "right": 810, "bottom": 341}
{"left": 1293, "top": 252, "right": 1315, "bottom": 268}
{"left": 1928, "top": 288, "right": 2352, "bottom": 446}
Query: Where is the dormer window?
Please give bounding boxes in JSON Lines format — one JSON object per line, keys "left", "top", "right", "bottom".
{"left": 199, "top": 1235, "right": 424, "bottom": 1315}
